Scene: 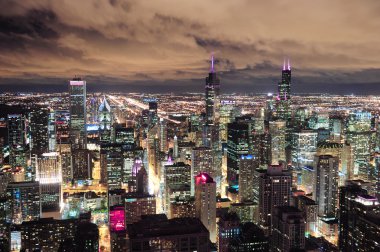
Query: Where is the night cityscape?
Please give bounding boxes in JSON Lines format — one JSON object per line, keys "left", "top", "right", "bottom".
{"left": 0, "top": 1, "right": 380, "bottom": 252}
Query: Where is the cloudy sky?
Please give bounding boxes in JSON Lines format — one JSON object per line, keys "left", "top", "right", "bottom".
{"left": 0, "top": 0, "right": 379, "bottom": 93}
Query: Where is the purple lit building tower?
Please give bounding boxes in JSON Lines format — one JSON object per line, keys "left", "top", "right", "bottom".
{"left": 276, "top": 59, "right": 292, "bottom": 120}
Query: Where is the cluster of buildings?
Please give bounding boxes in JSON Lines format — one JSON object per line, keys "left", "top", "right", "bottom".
{"left": 0, "top": 56, "right": 379, "bottom": 251}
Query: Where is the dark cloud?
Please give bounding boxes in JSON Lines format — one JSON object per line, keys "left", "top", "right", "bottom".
{"left": 0, "top": 0, "right": 379, "bottom": 93}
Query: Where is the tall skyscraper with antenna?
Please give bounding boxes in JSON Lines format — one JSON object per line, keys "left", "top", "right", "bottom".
{"left": 276, "top": 59, "right": 292, "bottom": 120}
{"left": 205, "top": 55, "right": 220, "bottom": 126}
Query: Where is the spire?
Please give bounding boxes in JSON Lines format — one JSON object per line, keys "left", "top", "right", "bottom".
{"left": 211, "top": 53, "right": 215, "bottom": 73}
{"left": 283, "top": 58, "right": 286, "bottom": 71}
{"left": 287, "top": 58, "right": 291, "bottom": 71}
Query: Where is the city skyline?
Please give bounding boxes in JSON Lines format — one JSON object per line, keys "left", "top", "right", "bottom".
{"left": 1, "top": 1, "right": 380, "bottom": 94}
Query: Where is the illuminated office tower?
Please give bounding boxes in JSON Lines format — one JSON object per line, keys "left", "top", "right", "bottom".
{"left": 98, "top": 96, "right": 112, "bottom": 143}
{"left": 293, "top": 195, "right": 318, "bottom": 237}
{"left": 314, "top": 155, "right": 339, "bottom": 217}
{"left": 159, "top": 118, "right": 167, "bottom": 152}
{"left": 164, "top": 162, "right": 191, "bottom": 187}
{"left": 101, "top": 143, "right": 123, "bottom": 190}
{"left": 7, "top": 114, "right": 26, "bottom": 170}
{"left": 57, "top": 143, "right": 71, "bottom": 185}
{"left": 227, "top": 121, "right": 250, "bottom": 186}
{"left": 148, "top": 101, "right": 158, "bottom": 126}
{"left": 339, "top": 183, "right": 380, "bottom": 252}
{"left": 257, "top": 165, "right": 292, "bottom": 234}
{"left": 269, "top": 120, "right": 286, "bottom": 165}
{"left": 291, "top": 130, "right": 318, "bottom": 191}
{"left": 29, "top": 107, "right": 49, "bottom": 155}
{"left": 271, "top": 206, "right": 306, "bottom": 252}
{"left": 69, "top": 77, "right": 87, "bottom": 149}
{"left": 48, "top": 110, "right": 56, "bottom": 152}
{"left": 292, "top": 130, "right": 318, "bottom": 170}
{"left": 217, "top": 212, "right": 241, "bottom": 252}
{"left": 122, "top": 145, "right": 136, "bottom": 188}
{"left": 294, "top": 107, "right": 310, "bottom": 129}
{"left": 6, "top": 181, "right": 40, "bottom": 224}
{"left": 195, "top": 173, "right": 216, "bottom": 243}
{"left": 114, "top": 124, "right": 134, "bottom": 144}
{"left": 36, "top": 152, "right": 61, "bottom": 211}
{"left": 275, "top": 59, "right": 291, "bottom": 120}
{"left": 55, "top": 110, "right": 70, "bottom": 144}
{"left": 20, "top": 218, "right": 78, "bottom": 252}
{"left": 191, "top": 147, "right": 214, "bottom": 194}
{"left": 265, "top": 93, "right": 274, "bottom": 121}
{"left": 71, "top": 149, "right": 92, "bottom": 181}
{"left": 316, "top": 141, "right": 353, "bottom": 184}
{"left": 164, "top": 162, "right": 191, "bottom": 213}
{"left": 346, "top": 111, "right": 374, "bottom": 180}
{"left": 205, "top": 55, "right": 220, "bottom": 125}
{"left": 259, "top": 132, "right": 271, "bottom": 167}
{"left": 238, "top": 156, "right": 258, "bottom": 202}
{"left": 308, "top": 112, "right": 329, "bottom": 130}
{"left": 124, "top": 192, "right": 156, "bottom": 225}
{"left": 219, "top": 100, "right": 241, "bottom": 142}
{"left": 329, "top": 116, "right": 343, "bottom": 141}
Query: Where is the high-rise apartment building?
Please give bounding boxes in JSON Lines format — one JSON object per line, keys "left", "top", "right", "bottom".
{"left": 314, "top": 155, "right": 339, "bottom": 217}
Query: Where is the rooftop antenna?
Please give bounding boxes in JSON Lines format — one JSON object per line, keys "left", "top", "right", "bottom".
{"left": 211, "top": 53, "right": 215, "bottom": 73}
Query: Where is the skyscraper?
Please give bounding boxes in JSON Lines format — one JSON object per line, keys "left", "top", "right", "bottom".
{"left": 238, "top": 155, "right": 257, "bottom": 202}
{"left": 345, "top": 111, "right": 373, "bottom": 180}
{"left": 269, "top": 120, "right": 286, "bottom": 165}
{"left": 205, "top": 55, "right": 220, "bottom": 126}
{"left": 314, "top": 155, "right": 339, "bottom": 217}
{"left": 191, "top": 147, "right": 214, "bottom": 194}
{"left": 227, "top": 121, "right": 250, "bottom": 186}
{"left": 275, "top": 59, "right": 292, "bottom": 120}
{"left": 6, "top": 181, "right": 40, "bottom": 224}
{"left": 98, "top": 96, "right": 112, "bottom": 143}
{"left": 7, "top": 114, "right": 26, "bottom": 170}
{"left": 159, "top": 118, "right": 167, "bottom": 152}
{"left": 29, "top": 107, "right": 49, "bottom": 155}
{"left": 338, "top": 182, "right": 380, "bottom": 252}
{"left": 195, "top": 172, "right": 216, "bottom": 243}
{"left": 257, "top": 165, "right": 292, "bottom": 234}
{"left": 69, "top": 77, "right": 87, "bottom": 149}
{"left": 271, "top": 206, "right": 306, "bottom": 252}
